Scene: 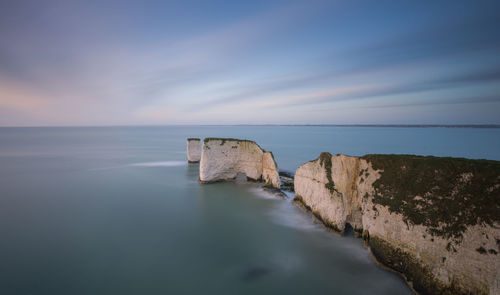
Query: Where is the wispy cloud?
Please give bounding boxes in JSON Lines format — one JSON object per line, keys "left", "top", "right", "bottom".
{"left": 0, "top": 0, "right": 499, "bottom": 125}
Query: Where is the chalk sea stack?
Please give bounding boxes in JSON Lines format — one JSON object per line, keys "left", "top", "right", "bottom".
{"left": 186, "top": 138, "right": 201, "bottom": 163}
{"left": 294, "top": 153, "right": 500, "bottom": 295}
{"left": 199, "top": 138, "right": 280, "bottom": 189}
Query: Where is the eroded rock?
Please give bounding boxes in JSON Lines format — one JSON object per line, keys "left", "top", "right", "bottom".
{"left": 294, "top": 153, "right": 500, "bottom": 295}
{"left": 199, "top": 138, "right": 280, "bottom": 189}
{"left": 186, "top": 138, "right": 201, "bottom": 163}
{"left": 279, "top": 171, "right": 294, "bottom": 192}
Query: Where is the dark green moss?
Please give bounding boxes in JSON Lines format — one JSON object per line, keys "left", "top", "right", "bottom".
{"left": 203, "top": 137, "right": 264, "bottom": 150}
{"left": 318, "top": 152, "right": 338, "bottom": 194}
{"left": 362, "top": 154, "right": 500, "bottom": 246}
{"left": 476, "top": 246, "right": 487, "bottom": 254}
{"left": 445, "top": 242, "right": 457, "bottom": 252}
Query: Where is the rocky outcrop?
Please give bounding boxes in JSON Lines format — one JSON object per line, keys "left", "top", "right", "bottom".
{"left": 294, "top": 153, "right": 500, "bottom": 295}
{"left": 262, "top": 152, "right": 280, "bottom": 188}
{"left": 294, "top": 153, "right": 364, "bottom": 233}
{"left": 186, "top": 138, "right": 201, "bottom": 163}
{"left": 199, "top": 138, "right": 280, "bottom": 189}
{"left": 279, "top": 171, "right": 295, "bottom": 192}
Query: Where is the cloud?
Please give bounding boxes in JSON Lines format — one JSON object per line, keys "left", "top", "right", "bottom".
{"left": 181, "top": 9, "right": 500, "bottom": 112}
{"left": 335, "top": 10, "right": 500, "bottom": 73}
{"left": 0, "top": 0, "right": 499, "bottom": 125}
{"left": 347, "top": 95, "right": 500, "bottom": 110}
{"left": 0, "top": 76, "right": 50, "bottom": 112}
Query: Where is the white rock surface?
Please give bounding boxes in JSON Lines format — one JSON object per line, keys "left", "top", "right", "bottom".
{"left": 199, "top": 138, "right": 279, "bottom": 188}
{"left": 263, "top": 152, "right": 280, "bottom": 189}
{"left": 294, "top": 153, "right": 366, "bottom": 232}
{"left": 294, "top": 153, "right": 500, "bottom": 295}
{"left": 186, "top": 138, "right": 201, "bottom": 163}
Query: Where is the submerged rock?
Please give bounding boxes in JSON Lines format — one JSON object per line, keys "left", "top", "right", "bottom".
{"left": 279, "top": 171, "right": 294, "bottom": 192}
{"left": 294, "top": 153, "right": 500, "bottom": 295}
{"left": 262, "top": 186, "right": 287, "bottom": 199}
{"left": 241, "top": 267, "right": 270, "bottom": 282}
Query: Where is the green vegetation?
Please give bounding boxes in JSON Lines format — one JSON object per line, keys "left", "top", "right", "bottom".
{"left": 363, "top": 154, "right": 500, "bottom": 247}
{"left": 476, "top": 246, "right": 487, "bottom": 254}
{"left": 187, "top": 138, "right": 200, "bottom": 141}
{"left": 318, "top": 152, "right": 337, "bottom": 194}
{"left": 203, "top": 138, "right": 264, "bottom": 150}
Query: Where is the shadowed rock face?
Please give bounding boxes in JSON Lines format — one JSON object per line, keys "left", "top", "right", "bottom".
{"left": 294, "top": 153, "right": 500, "bottom": 295}
{"left": 186, "top": 138, "right": 201, "bottom": 163}
{"left": 199, "top": 138, "right": 280, "bottom": 189}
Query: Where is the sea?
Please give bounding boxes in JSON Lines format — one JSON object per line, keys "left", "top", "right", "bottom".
{"left": 1, "top": 125, "right": 499, "bottom": 295}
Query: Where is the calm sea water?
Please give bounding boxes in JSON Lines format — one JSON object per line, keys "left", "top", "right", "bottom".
{"left": 1, "top": 126, "right": 499, "bottom": 295}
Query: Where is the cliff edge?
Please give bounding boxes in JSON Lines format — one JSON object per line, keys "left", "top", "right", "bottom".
{"left": 199, "top": 138, "right": 280, "bottom": 189}
{"left": 186, "top": 138, "right": 201, "bottom": 163}
{"left": 294, "top": 153, "right": 500, "bottom": 295}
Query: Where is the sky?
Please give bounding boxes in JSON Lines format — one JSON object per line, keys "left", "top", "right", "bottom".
{"left": 0, "top": 0, "right": 499, "bottom": 126}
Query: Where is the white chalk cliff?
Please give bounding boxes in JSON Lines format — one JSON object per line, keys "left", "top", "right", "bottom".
{"left": 262, "top": 151, "right": 280, "bottom": 188}
{"left": 186, "top": 138, "right": 201, "bottom": 163}
{"left": 199, "top": 138, "right": 280, "bottom": 189}
{"left": 294, "top": 153, "right": 500, "bottom": 295}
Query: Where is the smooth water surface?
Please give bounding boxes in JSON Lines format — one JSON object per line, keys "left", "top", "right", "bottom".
{"left": 1, "top": 126, "right": 499, "bottom": 294}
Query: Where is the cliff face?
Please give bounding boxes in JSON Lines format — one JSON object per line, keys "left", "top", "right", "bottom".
{"left": 263, "top": 152, "right": 280, "bottom": 188}
{"left": 294, "top": 153, "right": 366, "bottom": 233}
{"left": 294, "top": 153, "right": 500, "bottom": 295}
{"left": 186, "top": 138, "right": 201, "bottom": 163}
{"left": 199, "top": 138, "right": 280, "bottom": 188}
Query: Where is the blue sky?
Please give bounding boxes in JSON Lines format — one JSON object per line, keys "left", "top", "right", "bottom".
{"left": 0, "top": 0, "right": 499, "bottom": 126}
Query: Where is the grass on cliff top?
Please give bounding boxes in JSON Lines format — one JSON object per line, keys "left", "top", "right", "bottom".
{"left": 187, "top": 138, "right": 200, "bottom": 141}
{"left": 362, "top": 154, "right": 500, "bottom": 246}
{"left": 203, "top": 137, "right": 264, "bottom": 150}
{"left": 202, "top": 137, "right": 279, "bottom": 168}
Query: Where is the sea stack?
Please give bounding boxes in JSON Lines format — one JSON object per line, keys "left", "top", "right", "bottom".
{"left": 199, "top": 138, "right": 280, "bottom": 189}
{"left": 294, "top": 153, "right": 500, "bottom": 295}
{"left": 186, "top": 138, "right": 201, "bottom": 163}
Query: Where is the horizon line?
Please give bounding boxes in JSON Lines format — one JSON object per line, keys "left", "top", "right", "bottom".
{"left": 1, "top": 124, "right": 499, "bottom": 129}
